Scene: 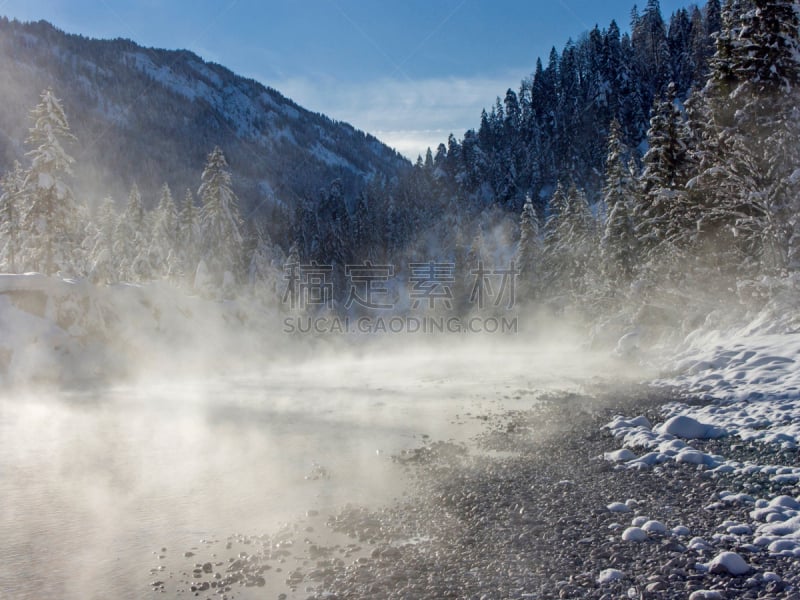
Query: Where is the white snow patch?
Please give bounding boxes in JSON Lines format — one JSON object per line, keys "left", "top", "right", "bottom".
{"left": 604, "top": 448, "right": 636, "bottom": 462}
{"left": 597, "top": 568, "right": 624, "bottom": 584}
{"left": 688, "top": 591, "right": 724, "bottom": 600}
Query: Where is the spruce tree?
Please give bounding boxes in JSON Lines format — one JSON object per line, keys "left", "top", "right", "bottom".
{"left": 0, "top": 161, "right": 25, "bottom": 272}
{"left": 636, "top": 83, "right": 691, "bottom": 256}
{"left": 114, "top": 183, "right": 145, "bottom": 281}
{"left": 22, "top": 89, "right": 80, "bottom": 275}
{"left": 516, "top": 194, "right": 541, "bottom": 300}
{"left": 88, "top": 195, "right": 118, "bottom": 283}
{"left": 180, "top": 188, "right": 199, "bottom": 278}
{"left": 600, "top": 120, "right": 638, "bottom": 285}
{"left": 198, "top": 146, "right": 244, "bottom": 286}
{"left": 152, "top": 183, "right": 179, "bottom": 278}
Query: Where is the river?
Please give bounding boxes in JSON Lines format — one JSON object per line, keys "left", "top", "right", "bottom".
{"left": 0, "top": 338, "right": 639, "bottom": 599}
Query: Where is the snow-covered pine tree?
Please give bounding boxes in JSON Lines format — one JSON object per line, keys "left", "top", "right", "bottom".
{"left": 21, "top": 89, "right": 80, "bottom": 276}
{"left": 561, "top": 183, "right": 596, "bottom": 297}
{"left": 351, "top": 190, "right": 372, "bottom": 260}
{"left": 544, "top": 182, "right": 568, "bottom": 254}
{"left": 600, "top": 120, "right": 638, "bottom": 286}
{"left": 198, "top": 146, "right": 244, "bottom": 289}
{"left": 179, "top": 188, "right": 199, "bottom": 279}
{"left": 736, "top": 0, "right": 800, "bottom": 270}
{"left": 151, "top": 183, "right": 179, "bottom": 278}
{"left": 542, "top": 182, "right": 595, "bottom": 300}
{"left": 317, "top": 179, "right": 349, "bottom": 269}
{"left": 542, "top": 182, "right": 568, "bottom": 294}
{"left": 635, "top": 83, "right": 691, "bottom": 258}
{"left": 248, "top": 220, "right": 284, "bottom": 300}
{"left": 88, "top": 195, "right": 118, "bottom": 283}
{"left": 632, "top": 0, "right": 671, "bottom": 103}
{"left": 516, "top": 194, "right": 542, "bottom": 301}
{"left": 0, "top": 161, "right": 25, "bottom": 272}
{"left": 113, "top": 183, "right": 146, "bottom": 281}
{"left": 668, "top": 8, "right": 695, "bottom": 92}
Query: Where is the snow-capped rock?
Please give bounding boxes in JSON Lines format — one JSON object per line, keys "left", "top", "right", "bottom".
{"left": 621, "top": 527, "right": 647, "bottom": 542}
{"left": 706, "top": 551, "right": 750, "bottom": 575}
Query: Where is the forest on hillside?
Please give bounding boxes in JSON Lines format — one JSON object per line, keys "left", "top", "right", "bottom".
{"left": 0, "top": 0, "right": 798, "bottom": 339}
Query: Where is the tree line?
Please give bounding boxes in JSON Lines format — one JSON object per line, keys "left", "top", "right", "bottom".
{"left": 0, "top": 89, "right": 280, "bottom": 297}
{"left": 1, "top": 0, "right": 798, "bottom": 328}
{"left": 512, "top": 0, "right": 800, "bottom": 322}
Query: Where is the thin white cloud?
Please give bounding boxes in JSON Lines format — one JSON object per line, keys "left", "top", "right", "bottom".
{"left": 374, "top": 129, "right": 452, "bottom": 161}
{"left": 268, "top": 70, "right": 530, "bottom": 160}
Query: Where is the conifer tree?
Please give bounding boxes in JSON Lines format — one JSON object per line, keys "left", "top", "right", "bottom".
{"left": 22, "top": 89, "right": 80, "bottom": 275}
{"left": 180, "top": 188, "right": 199, "bottom": 277}
{"left": 0, "top": 161, "right": 25, "bottom": 272}
{"left": 516, "top": 194, "right": 541, "bottom": 300}
{"left": 198, "top": 146, "right": 243, "bottom": 285}
{"left": 151, "top": 183, "right": 179, "bottom": 277}
{"left": 88, "top": 195, "right": 118, "bottom": 283}
{"left": 635, "top": 83, "right": 691, "bottom": 256}
{"left": 114, "top": 183, "right": 145, "bottom": 281}
{"left": 600, "top": 120, "right": 638, "bottom": 284}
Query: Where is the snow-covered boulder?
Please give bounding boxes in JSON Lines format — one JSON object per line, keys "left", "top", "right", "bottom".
{"left": 688, "top": 591, "right": 724, "bottom": 600}
{"left": 597, "top": 568, "right": 624, "bottom": 584}
{"left": 642, "top": 520, "right": 667, "bottom": 534}
{"left": 706, "top": 551, "right": 750, "bottom": 575}
{"left": 621, "top": 527, "right": 647, "bottom": 542}
{"left": 656, "top": 415, "right": 726, "bottom": 439}
{"left": 603, "top": 448, "right": 636, "bottom": 462}
{"left": 672, "top": 525, "right": 691, "bottom": 537}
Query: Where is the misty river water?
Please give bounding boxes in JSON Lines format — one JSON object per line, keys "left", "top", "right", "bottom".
{"left": 0, "top": 338, "right": 643, "bottom": 599}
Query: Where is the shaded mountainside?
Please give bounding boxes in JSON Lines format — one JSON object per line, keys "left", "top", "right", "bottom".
{"left": 0, "top": 17, "right": 409, "bottom": 220}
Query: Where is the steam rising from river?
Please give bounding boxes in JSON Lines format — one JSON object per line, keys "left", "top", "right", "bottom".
{"left": 0, "top": 327, "right": 654, "bottom": 599}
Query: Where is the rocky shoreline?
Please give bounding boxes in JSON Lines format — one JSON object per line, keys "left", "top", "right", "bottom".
{"left": 169, "top": 384, "right": 800, "bottom": 599}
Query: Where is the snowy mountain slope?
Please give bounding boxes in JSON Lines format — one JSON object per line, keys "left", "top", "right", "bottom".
{"left": 0, "top": 17, "right": 409, "bottom": 235}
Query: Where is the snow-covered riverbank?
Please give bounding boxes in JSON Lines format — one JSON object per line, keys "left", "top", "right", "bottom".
{"left": 597, "top": 321, "right": 800, "bottom": 598}
{"left": 3, "top": 272, "right": 800, "bottom": 598}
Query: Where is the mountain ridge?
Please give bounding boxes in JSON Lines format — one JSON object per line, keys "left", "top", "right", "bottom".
{"left": 0, "top": 16, "right": 409, "bottom": 236}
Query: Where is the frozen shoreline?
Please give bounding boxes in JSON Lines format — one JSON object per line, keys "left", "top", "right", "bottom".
{"left": 164, "top": 370, "right": 800, "bottom": 599}
{"left": 299, "top": 381, "right": 800, "bottom": 599}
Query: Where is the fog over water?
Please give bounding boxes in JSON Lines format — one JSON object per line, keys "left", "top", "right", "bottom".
{"left": 0, "top": 334, "right": 653, "bottom": 599}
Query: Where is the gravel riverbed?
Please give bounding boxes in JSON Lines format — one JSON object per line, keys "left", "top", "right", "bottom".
{"left": 168, "top": 384, "right": 800, "bottom": 600}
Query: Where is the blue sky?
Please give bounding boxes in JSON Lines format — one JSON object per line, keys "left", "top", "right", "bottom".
{"left": 1, "top": 0, "right": 692, "bottom": 158}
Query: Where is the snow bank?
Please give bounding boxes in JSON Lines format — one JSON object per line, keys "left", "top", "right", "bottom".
{"left": 603, "top": 316, "right": 800, "bottom": 484}
{"left": 603, "top": 306, "right": 800, "bottom": 566}
{"left": 653, "top": 330, "right": 800, "bottom": 448}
